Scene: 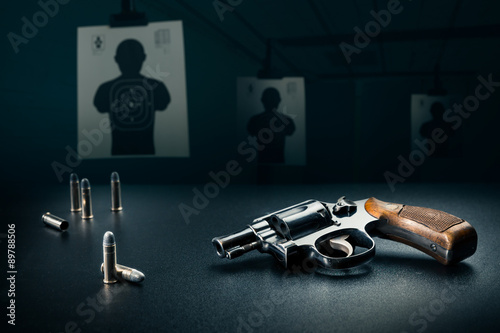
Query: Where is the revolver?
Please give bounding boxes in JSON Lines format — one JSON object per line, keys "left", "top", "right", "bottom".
{"left": 212, "top": 197, "right": 477, "bottom": 269}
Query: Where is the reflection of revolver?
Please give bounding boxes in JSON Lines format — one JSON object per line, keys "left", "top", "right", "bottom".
{"left": 212, "top": 197, "right": 477, "bottom": 269}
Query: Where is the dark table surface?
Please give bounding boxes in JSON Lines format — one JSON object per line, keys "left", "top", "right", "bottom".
{"left": 1, "top": 182, "right": 499, "bottom": 333}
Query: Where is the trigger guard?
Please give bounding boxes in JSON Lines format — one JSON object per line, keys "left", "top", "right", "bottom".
{"left": 311, "top": 229, "right": 376, "bottom": 269}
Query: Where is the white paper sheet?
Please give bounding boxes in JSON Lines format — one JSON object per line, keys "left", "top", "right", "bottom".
{"left": 77, "top": 21, "right": 189, "bottom": 158}
{"left": 237, "top": 77, "right": 306, "bottom": 166}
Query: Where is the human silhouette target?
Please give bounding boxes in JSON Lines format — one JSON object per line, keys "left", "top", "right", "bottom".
{"left": 94, "top": 39, "right": 170, "bottom": 155}
{"left": 237, "top": 77, "right": 306, "bottom": 166}
{"left": 78, "top": 21, "right": 190, "bottom": 159}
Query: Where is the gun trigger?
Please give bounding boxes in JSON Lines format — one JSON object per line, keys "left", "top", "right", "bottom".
{"left": 329, "top": 235, "right": 354, "bottom": 257}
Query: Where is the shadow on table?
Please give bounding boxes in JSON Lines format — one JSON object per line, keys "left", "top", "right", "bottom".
{"left": 209, "top": 255, "right": 373, "bottom": 280}
{"left": 42, "top": 225, "right": 70, "bottom": 241}
{"left": 209, "top": 256, "right": 276, "bottom": 275}
{"left": 373, "top": 253, "right": 476, "bottom": 279}
{"left": 209, "top": 253, "right": 475, "bottom": 282}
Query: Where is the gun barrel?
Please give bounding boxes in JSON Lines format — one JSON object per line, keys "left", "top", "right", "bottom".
{"left": 212, "top": 227, "right": 260, "bottom": 259}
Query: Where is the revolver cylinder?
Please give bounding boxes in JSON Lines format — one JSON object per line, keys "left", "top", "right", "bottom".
{"left": 212, "top": 200, "right": 336, "bottom": 264}
{"left": 266, "top": 200, "right": 332, "bottom": 240}
{"left": 212, "top": 199, "right": 379, "bottom": 269}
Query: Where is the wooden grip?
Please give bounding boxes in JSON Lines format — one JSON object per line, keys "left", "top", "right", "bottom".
{"left": 365, "top": 197, "right": 477, "bottom": 265}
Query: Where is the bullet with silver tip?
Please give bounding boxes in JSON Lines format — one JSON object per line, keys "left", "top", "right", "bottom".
{"left": 100, "top": 263, "right": 145, "bottom": 283}
{"left": 70, "top": 173, "right": 81, "bottom": 212}
{"left": 42, "top": 213, "right": 69, "bottom": 231}
{"left": 81, "top": 178, "right": 93, "bottom": 219}
{"left": 102, "top": 231, "right": 117, "bottom": 284}
{"left": 110, "top": 171, "right": 122, "bottom": 211}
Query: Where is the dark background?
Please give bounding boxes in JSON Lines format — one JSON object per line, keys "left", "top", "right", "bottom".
{"left": 2, "top": 0, "right": 500, "bottom": 185}
{"left": 1, "top": 1, "right": 500, "bottom": 333}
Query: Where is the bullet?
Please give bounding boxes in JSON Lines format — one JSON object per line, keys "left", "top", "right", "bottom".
{"left": 70, "top": 173, "right": 81, "bottom": 212}
{"left": 42, "top": 213, "right": 69, "bottom": 231}
{"left": 119, "top": 265, "right": 146, "bottom": 283}
{"left": 103, "top": 231, "right": 117, "bottom": 284}
{"left": 81, "top": 178, "right": 93, "bottom": 219}
{"left": 100, "top": 263, "right": 145, "bottom": 283}
{"left": 110, "top": 172, "right": 122, "bottom": 211}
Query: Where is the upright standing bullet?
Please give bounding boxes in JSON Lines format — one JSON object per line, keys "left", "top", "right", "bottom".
{"left": 70, "top": 173, "right": 81, "bottom": 212}
{"left": 81, "top": 178, "right": 93, "bottom": 219}
{"left": 103, "top": 231, "right": 117, "bottom": 284}
{"left": 110, "top": 172, "right": 122, "bottom": 211}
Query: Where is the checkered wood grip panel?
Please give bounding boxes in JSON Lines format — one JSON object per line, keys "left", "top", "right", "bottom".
{"left": 399, "top": 205, "right": 464, "bottom": 232}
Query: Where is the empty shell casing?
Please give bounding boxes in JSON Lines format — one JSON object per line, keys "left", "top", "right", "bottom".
{"left": 110, "top": 172, "right": 122, "bottom": 211}
{"left": 81, "top": 178, "right": 93, "bottom": 219}
{"left": 42, "top": 213, "right": 69, "bottom": 231}
{"left": 100, "top": 263, "right": 145, "bottom": 283}
{"left": 70, "top": 173, "right": 81, "bottom": 212}
{"left": 103, "top": 231, "right": 117, "bottom": 284}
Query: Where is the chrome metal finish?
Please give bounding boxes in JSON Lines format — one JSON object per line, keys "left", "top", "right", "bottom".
{"left": 332, "top": 196, "right": 357, "bottom": 215}
{"left": 110, "top": 171, "right": 122, "bottom": 211}
{"left": 41, "top": 213, "right": 69, "bottom": 231}
{"left": 70, "top": 173, "right": 81, "bottom": 212}
{"left": 81, "top": 178, "right": 93, "bottom": 219}
{"left": 212, "top": 227, "right": 260, "bottom": 259}
{"left": 212, "top": 198, "right": 378, "bottom": 270}
{"left": 103, "top": 231, "right": 117, "bottom": 284}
